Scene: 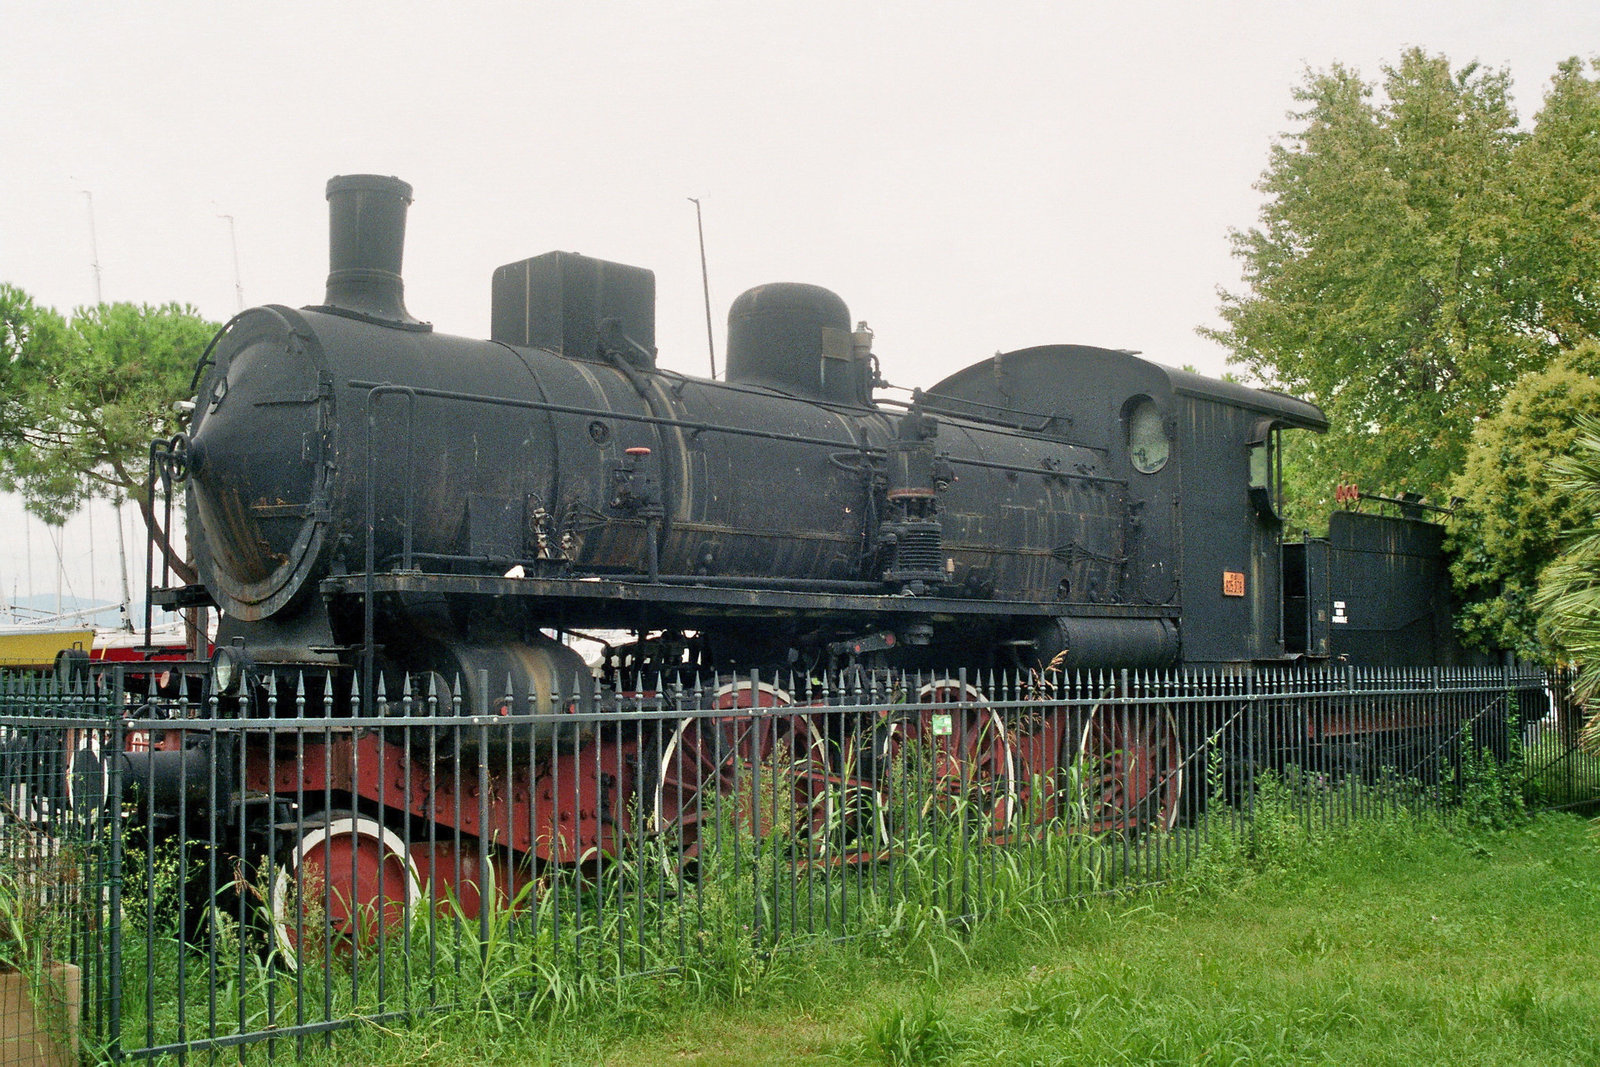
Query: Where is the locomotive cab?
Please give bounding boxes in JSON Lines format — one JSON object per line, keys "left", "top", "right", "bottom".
{"left": 924, "top": 349, "right": 1327, "bottom": 668}
{"left": 1160, "top": 371, "right": 1326, "bottom": 664}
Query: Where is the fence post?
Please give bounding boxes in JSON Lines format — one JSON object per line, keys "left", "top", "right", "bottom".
{"left": 105, "top": 666, "right": 126, "bottom": 1062}
{"left": 1244, "top": 668, "right": 1256, "bottom": 850}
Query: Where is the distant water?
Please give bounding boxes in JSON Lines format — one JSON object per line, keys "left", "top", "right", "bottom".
{"left": 0, "top": 593, "right": 146, "bottom": 631}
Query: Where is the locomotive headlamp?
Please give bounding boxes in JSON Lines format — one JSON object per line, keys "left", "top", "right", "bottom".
{"left": 211, "top": 644, "right": 252, "bottom": 696}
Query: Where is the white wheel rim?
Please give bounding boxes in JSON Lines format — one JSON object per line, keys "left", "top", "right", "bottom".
{"left": 270, "top": 816, "right": 421, "bottom": 971}
{"left": 652, "top": 719, "right": 692, "bottom": 837}
{"left": 64, "top": 729, "right": 106, "bottom": 814}
{"left": 651, "top": 687, "right": 841, "bottom": 852}
{"left": 1077, "top": 705, "right": 1183, "bottom": 832}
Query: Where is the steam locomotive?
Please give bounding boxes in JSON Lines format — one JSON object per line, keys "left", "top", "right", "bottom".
{"left": 115, "top": 176, "right": 1502, "bottom": 944}
{"left": 171, "top": 175, "right": 1476, "bottom": 704}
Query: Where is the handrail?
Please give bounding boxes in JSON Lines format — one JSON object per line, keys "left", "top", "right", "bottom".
{"left": 345, "top": 377, "right": 1122, "bottom": 484}
{"left": 363, "top": 386, "right": 418, "bottom": 708}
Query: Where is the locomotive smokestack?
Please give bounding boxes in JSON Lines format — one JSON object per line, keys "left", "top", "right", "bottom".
{"left": 319, "top": 174, "right": 423, "bottom": 326}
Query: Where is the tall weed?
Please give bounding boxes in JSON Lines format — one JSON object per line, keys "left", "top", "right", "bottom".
{"left": 863, "top": 998, "right": 961, "bottom": 1066}
{"left": 1452, "top": 709, "right": 1528, "bottom": 833}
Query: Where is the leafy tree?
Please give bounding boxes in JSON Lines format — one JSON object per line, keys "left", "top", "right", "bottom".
{"left": 0, "top": 284, "right": 216, "bottom": 583}
{"left": 1506, "top": 57, "right": 1600, "bottom": 351}
{"left": 1446, "top": 343, "right": 1600, "bottom": 658}
{"left": 1205, "top": 49, "right": 1569, "bottom": 521}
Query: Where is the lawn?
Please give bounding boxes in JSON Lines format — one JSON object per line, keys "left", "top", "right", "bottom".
{"left": 298, "top": 809, "right": 1600, "bottom": 1066}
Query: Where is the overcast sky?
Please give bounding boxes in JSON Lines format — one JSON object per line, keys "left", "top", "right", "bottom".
{"left": 2, "top": 1, "right": 1596, "bottom": 618}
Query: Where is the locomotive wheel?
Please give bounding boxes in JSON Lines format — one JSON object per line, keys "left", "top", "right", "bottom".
{"left": 873, "top": 680, "right": 1017, "bottom": 838}
{"left": 408, "top": 836, "right": 532, "bottom": 920}
{"left": 1004, "top": 704, "right": 1078, "bottom": 831}
{"left": 650, "top": 682, "right": 836, "bottom": 864}
{"left": 0, "top": 728, "right": 66, "bottom": 831}
{"left": 1072, "top": 700, "right": 1183, "bottom": 834}
{"left": 269, "top": 813, "right": 421, "bottom": 972}
{"left": 0, "top": 722, "right": 122, "bottom": 830}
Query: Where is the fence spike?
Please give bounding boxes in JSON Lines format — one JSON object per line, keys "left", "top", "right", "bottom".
{"left": 422, "top": 671, "right": 438, "bottom": 718}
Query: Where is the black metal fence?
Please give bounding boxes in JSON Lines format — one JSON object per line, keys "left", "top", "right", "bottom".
{"left": 0, "top": 662, "right": 1591, "bottom": 1061}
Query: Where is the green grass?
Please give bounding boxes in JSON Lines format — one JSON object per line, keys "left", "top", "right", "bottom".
{"left": 274, "top": 807, "right": 1600, "bottom": 1067}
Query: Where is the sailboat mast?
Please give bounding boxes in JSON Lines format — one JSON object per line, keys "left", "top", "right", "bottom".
{"left": 116, "top": 500, "right": 134, "bottom": 631}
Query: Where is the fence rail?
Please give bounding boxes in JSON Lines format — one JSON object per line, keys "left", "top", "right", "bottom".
{"left": 0, "top": 662, "right": 1591, "bottom": 1061}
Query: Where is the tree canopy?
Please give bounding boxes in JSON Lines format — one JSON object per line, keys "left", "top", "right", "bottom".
{"left": 1206, "top": 50, "right": 1600, "bottom": 524}
{"left": 0, "top": 284, "right": 216, "bottom": 579}
{"left": 1507, "top": 57, "right": 1600, "bottom": 350}
{"left": 1446, "top": 342, "right": 1600, "bottom": 658}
